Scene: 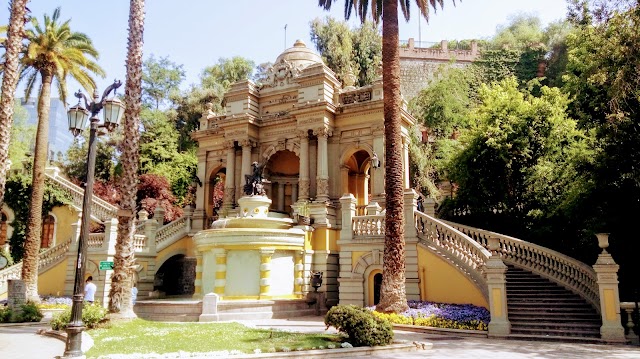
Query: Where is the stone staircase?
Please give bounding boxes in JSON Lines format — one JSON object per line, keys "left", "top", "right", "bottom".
{"left": 506, "top": 265, "right": 602, "bottom": 342}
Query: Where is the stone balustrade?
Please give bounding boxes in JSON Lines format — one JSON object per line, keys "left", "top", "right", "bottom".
{"left": 352, "top": 215, "right": 385, "bottom": 238}
{"left": 621, "top": 302, "right": 640, "bottom": 345}
{"left": 87, "top": 233, "right": 105, "bottom": 251}
{"left": 155, "top": 216, "right": 188, "bottom": 251}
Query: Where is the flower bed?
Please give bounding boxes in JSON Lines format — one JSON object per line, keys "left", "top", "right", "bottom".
{"left": 370, "top": 300, "right": 490, "bottom": 331}
{"left": 38, "top": 296, "right": 72, "bottom": 309}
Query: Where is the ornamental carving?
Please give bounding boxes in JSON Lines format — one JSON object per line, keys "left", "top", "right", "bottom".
{"left": 298, "top": 179, "right": 310, "bottom": 199}
{"left": 340, "top": 90, "right": 372, "bottom": 105}
{"left": 313, "top": 127, "right": 333, "bottom": 138}
{"left": 316, "top": 178, "right": 329, "bottom": 196}
{"left": 261, "top": 59, "right": 302, "bottom": 88}
{"left": 223, "top": 140, "right": 235, "bottom": 150}
{"left": 239, "top": 139, "right": 256, "bottom": 148}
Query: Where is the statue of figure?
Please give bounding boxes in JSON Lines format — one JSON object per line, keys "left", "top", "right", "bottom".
{"left": 244, "top": 161, "right": 267, "bottom": 196}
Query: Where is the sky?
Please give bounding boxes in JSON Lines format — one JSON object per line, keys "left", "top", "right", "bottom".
{"left": 0, "top": 0, "right": 569, "bottom": 102}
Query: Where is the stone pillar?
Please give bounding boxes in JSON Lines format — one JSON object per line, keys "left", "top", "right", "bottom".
{"left": 100, "top": 217, "right": 119, "bottom": 306}
{"left": 8, "top": 279, "right": 26, "bottom": 318}
{"left": 240, "top": 139, "right": 254, "bottom": 187}
{"left": 64, "top": 213, "right": 82, "bottom": 295}
{"left": 622, "top": 305, "right": 639, "bottom": 344}
{"left": 277, "top": 182, "right": 285, "bottom": 212}
{"left": 183, "top": 206, "right": 194, "bottom": 234}
{"left": 223, "top": 140, "right": 236, "bottom": 212}
{"left": 340, "top": 165, "right": 350, "bottom": 195}
{"left": 314, "top": 127, "right": 332, "bottom": 203}
{"left": 424, "top": 197, "right": 436, "bottom": 217}
{"left": 403, "top": 137, "right": 410, "bottom": 189}
{"left": 291, "top": 183, "right": 298, "bottom": 204}
{"left": 371, "top": 125, "right": 385, "bottom": 205}
{"left": 199, "top": 292, "right": 220, "bottom": 322}
{"left": 298, "top": 131, "right": 310, "bottom": 201}
{"left": 441, "top": 40, "right": 449, "bottom": 52}
{"left": 366, "top": 201, "right": 381, "bottom": 215}
{"left": 363, "top": 174, "right": 370, "bottom": 205}
{"left": 593, "top": 233, "right": 626, "bottom": 343}
{"left": 143, "top": 211, "right": 158, "bottom": 255}
{"left": 213, "top": 248, "right": 227, "bottom": 296}
{"left": 259, "top": 248, "right": 275, "bottom": 298}
{"left": 194, "top": 251, "right": 203, "bottom": 298}
{"left": 192, "top": 150, "right": 207, "bottom": 231}
{"left": 294, "top": 250, "right": 305, "bottom": 296}
{"left": 339, "top": 194, "right": 356, "bottom": 243}
{"left": 403, "top": 189, "right": 420, "bottom": 300}
{"left": 485, "top": 237, "right": 511, "bottom": 337}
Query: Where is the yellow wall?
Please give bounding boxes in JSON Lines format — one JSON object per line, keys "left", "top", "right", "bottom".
{"left": 417, "top": 245, "right": 488, "bottom": 308}
{"left": 38, "top": 258, "right": 68, "bottom": 296}
{"left": 51, "top": 206, "right": 78, "bottom": 246}
{"left": 351, "top": 251, "right": 368, "bottom": 269}
{"left": 312, "top": 228, "right": 339, "bottom": 251}
{"left": 156, "top": 235, "right": 195, "bottom": 266}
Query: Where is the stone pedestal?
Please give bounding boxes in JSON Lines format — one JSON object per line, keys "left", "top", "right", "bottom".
{"left": 485, "top": 238, "right": 511, "bottom": 337}
{"left": 199, "top": 293, "right": 220, "bottom": 322}
{"left": 593, "top": 251, "right": 626, "bottom": 341}
{"left": 8, "top": 279, "right": 26, "bottom": 319}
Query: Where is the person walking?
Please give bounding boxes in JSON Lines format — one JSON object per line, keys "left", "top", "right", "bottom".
{"left": 84, "top": 276, "right": 97, "bottom": 304}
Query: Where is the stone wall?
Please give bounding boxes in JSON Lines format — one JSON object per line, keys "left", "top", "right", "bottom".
{"left": 399, "top": 39, "right": 479, "bottom": 101}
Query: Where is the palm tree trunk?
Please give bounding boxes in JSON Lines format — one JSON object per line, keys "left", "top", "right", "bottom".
{"left": 22, "top": 70, "right": 53, "bottom": 302}
{"left": 108, "top": 0, "right": 145, "bottom": 316}
{"left": 376, "top": 0, "right": 409, "bottom": 313}
{"left": 0, "top": 0, "right": 30, "bottom": 209}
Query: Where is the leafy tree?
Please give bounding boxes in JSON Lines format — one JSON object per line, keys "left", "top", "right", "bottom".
{"left": 65, "top": 134, "right": 117, "bottom": 183}
{"left": 18, "top": 7, "right": 104, "bottom": 301}
{"left": 141, "top": 54, "right": 185, "bottom": 109}
{"left": 491, "top": 14, "right": 545, "bottom": 50}
{"left": 201, "top": 56, "right": 254, "bottom": 90}
{"left": 109, "top": 0, "right": 145, "bottom": 317}
{"left": 320, "top": 0, "right": 457, "bottom": 314}
{"left": 7, "top": 101, "right": 34, "bottom": 170}
{"left": 0, "top": 0, "right": 29, "bottom": 212}
{"left": 137, "top": 173, "right": 183, "bottom": 223}
{"left": 310, "top": 17, "right": 381, "bottom": 86}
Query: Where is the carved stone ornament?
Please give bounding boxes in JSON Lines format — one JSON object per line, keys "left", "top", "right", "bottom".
{"left": 298, "top": 179, "right": 310, "bottom": 198}
{"left": 316, "top": 178, "right": 329, "bottom": 196}
{"left": 313, "top": 127, "right": 333, "bottom": 138}
{"left": 262, "top": 59, "right": 302, "bottom": 88}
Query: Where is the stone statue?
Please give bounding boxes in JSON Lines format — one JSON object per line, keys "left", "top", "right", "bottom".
{"left": 243, "top": 161, "right": 267, "bottom": 196}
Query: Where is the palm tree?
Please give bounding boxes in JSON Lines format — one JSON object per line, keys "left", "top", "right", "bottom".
{"left": 19, "top": 7, "right": 104, "bottom": 301}
{"left": 319, "top": 0, "right": 453, "bottom": 313}
{"left": 0, "top": 0, "right": 30, "bottom": 212}
{"left": 108, "top": 0, "right": 145, "bottom": 317}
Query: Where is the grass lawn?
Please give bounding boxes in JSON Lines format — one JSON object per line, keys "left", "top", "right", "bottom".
{"left": 85, "top": 319, "right": 342, "bottom": 357}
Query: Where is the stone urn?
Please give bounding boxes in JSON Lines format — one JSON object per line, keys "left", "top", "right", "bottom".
{"left": 596, "top": 233, "right": 610, "bottom": 253}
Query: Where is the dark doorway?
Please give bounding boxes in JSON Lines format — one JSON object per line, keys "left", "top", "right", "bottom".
{"left": 373, "top": 273, "right": 383, "bottom": 305}
{"left": 154, "top": 255, "right": 196, "bottom": 296}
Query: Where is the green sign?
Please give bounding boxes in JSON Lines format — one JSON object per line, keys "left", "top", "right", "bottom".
{"left": 99, "top": 261, "right": 114, "bottom": 270}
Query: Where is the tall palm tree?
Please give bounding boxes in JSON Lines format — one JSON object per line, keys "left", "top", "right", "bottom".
{"left": 0, "top": 0, "right": 30, "bottom": 212}
{"left": 19, "top": 7, "right": 104, "bottom": 301}
{"left": 108, "top": 0, "right": 145, "bottom": 317}
{"left": 319, "top": 0, "right": 453, "bottom": 313}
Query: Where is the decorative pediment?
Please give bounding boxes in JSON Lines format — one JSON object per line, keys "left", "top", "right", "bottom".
{"left": 261, "top": 59, "right": 302, "bottom": 88}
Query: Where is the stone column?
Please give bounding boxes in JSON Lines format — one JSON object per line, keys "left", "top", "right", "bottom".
{"left": 339, "top": 194, "right": 356, "bottom": 243}
{"left": 183, "top": 206, "right": 194, "bottom": 234}
{"left": 291, "top": 183, "right": 298, "bottom": 204}
{"left": 340, "top": 165, "right": 350, "bottom": 195}
{"left": 213, "top": 248, "right": 227, "bottom": 296}
{"left": 277, "top": 182, "right": 285, "bottom": 212}
{"left": 314, "top": 126, "right": 332, "bottom": 203}
{"left": 259, "top": 248, "right": 275, "bottom": 298}
{"left": 363, "top": 174, "right": 370, "bottom": 205}
{"left": 403, "top": 189, "right": 420, "bottom": 300}
{"left": 485, "top": 237, "right": 511, "bottom": 337}
{"left": 194, "top": 251, "right": 203, "bottom": 298}
{"left": 371, "top": 125, "right": 385, "bottom": 204}
{"left": 294, "top": 250, "right": 305, "bottom": 296}
{"left": 403, "top": 137, "right": 410, "bottom": 189}
{"left": 593, "top": 233, "right": 626, "bottom": 342}
{"left": 298, "top": 130, "right": 310, "bottom": 201}
{"left": 193, "top": 150, "right": 207, "bottom": 231}
{"left": 240, "top": 139, "right": 254, "bottom": 187}
{"left": 222, "top": 141, "right": 236, "bottom": 212}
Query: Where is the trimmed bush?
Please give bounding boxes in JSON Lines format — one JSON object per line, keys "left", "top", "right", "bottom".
{"left": 51, "top": 303, "right": 108, "bottom": 330}
{"left": 0, "top": 306, "right": 12, "bottom": 323}
{"left": 324, "top": 305, "right": 393, "bottom": 347}
{"left": 17, "top": 301, "right": 43, "bottom": 322}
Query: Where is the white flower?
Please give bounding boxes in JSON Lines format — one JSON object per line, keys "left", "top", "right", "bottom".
{"left": 341, "top": 342, "right": 353, "bottom": 348}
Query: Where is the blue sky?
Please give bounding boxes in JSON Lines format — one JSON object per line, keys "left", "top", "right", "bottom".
{"left": 1, "top": 0, "right": 568, "bottom": 101}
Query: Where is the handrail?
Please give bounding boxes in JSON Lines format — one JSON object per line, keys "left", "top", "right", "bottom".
{"left": 45, "top": 171, "right": 118, "bottom": 222}
{"left": 442, "top": 220, "right": 600, "bottom": 311}
{"left": 87, "top": 233, "right": 105, "bottom": 251}
{"left": 414, "top": 212, "right": 491, "bottom": 298}
{"left": 155, "top": 216, "right": 188, "bottom": 251}
{"left": 0, "top": 238, "right": 71, "bottom": 294}
{"left": 352, "top": 215, "right": 385, "bottom": 238}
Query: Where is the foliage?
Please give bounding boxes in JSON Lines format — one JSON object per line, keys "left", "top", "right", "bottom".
{"left": 369, "top": 301, "right": 489, "bottom": 331}
{"left": 7, "top": 100, "right": 34, "bottom": 170}
{"left": 309, "top": 17, "right": 381, "bottom": 86}
{"left": 324, "top": 305, "right": 393, "bottom": 347}
{"left": 16, "top": 301, "right": 43, "bottom": 322}
{"left": 0, "top": 247, "right": 14, "bottom": 266}
{"left": 85, "top": 319, "right": 340, "bottom": 357}
{"left": 142, "top": 54, "right": 185, "bottom": 109}
{"left": 0, "top": 306, "right": 12, "bottom": 322}
{"left": 50, "top": 302, "right": 107, "bottom": 330}
{"left": 491, "top": 14, "right": 545, "bottom": 50}
{"left": 137, "top": 173, "right": 183, "bottom": 223}
{"left": 3, "top": 172, "right": 71, "bottom": 261}
{"left": 64, "top": 135, "right": 118, "bottom": 184}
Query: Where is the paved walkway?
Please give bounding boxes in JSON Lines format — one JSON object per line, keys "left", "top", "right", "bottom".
{"left": 1, "top": 316, "right": 639, "bottom": 359}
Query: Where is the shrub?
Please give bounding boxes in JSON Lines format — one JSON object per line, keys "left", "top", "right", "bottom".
{"left": 0, "top": 306, "right": 12, "bottom": 323}
{"left": 17, "top": 301, "right": 43, "bottom": 322}
{"left": 51, "top": 303, "right": 108, "bottom": 330}
{"left": 324, "top": 305, "right": 393, "bottom": 347}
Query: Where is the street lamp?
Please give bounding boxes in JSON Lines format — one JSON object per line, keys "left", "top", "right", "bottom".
{"left": 63, "top": 80, "right": 125, "bottom": 358}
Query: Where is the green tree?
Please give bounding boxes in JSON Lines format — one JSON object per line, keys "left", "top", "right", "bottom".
{"left": 64, "top": 134, "right": 117, "bottom": 183}
{"left": 309, "top": 17, "right": 381, "bottom": 86}
{"left": 7, "top": 101, "right": 34, "bottom": 170}
{"left": 142, "top": 54, "right": 185, "bottom": 109}
{"left": 320, "top": 0, "right": 456, "bottom": 314}
{"left": 18, "top": 7, "right": 104, "bottom": 301}
{"left": 0, "top": 0, "right": 30, "bottom": 212}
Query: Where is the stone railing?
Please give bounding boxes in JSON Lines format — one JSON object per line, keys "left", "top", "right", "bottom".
{"left": 415, "top": 212, "right": 491, "bottom": 297}
{"left": 45, "top": 170, "right": 118, "bottom": 222}
{"left": 0, "top": 238, "right": 71, "bottom": 295}
{"left": 621, "top": 302, "right": 640, "bottom": 345}
{"left": 87, "top": 233, "right": 105, "bottom": 251}
{"left": 133, "top": 234, "right": 147, "bottom": 252}
{"left": 444, "top": 220, "right": 600, "bottom": 311}
{"left": 352, "top": 215, "right": 385, "bottom": 239}
{"left": 155, "top": 216, "right": 188, "bottom": 251}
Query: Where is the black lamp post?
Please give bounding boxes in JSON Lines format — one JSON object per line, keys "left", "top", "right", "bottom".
{"left": 63, "top": 80, "right": 125, "bottom": 358}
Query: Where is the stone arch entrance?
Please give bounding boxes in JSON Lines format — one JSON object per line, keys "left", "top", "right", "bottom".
{"left": 342, "top": 149, "right": 374, "bottom": 214}
{"left": 154, "top": 254, "right": 196, "bottom": 296}
{"left": 351, "top": 250, "right": 384, "bottom": 307}
{"left": 264, "top": 150, "right": 300, "bottom": 214}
